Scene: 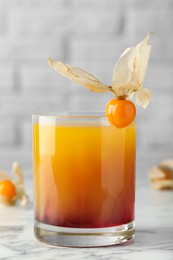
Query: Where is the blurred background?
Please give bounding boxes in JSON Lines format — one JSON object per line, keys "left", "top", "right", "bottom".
{"left": 0, "top": 0, "right": 172, "bottom": 176}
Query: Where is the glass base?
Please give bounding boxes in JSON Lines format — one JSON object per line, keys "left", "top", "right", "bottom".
{"left": 34, "top": 221, "right": 135, "bottom": 247}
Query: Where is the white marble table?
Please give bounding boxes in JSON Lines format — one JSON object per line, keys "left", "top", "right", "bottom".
{"left": 0, "top": 176, "right": 173, "bottom": 260}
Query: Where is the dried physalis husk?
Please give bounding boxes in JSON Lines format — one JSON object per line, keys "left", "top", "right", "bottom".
{"left": 48, "top": 58, "right": 110, "bottom": 93}
{"left": 149, "top": 159, "right": 173, "bottom": 190}
{"left": 112, "top": 33, "right": 152, "bottom": 107}
{"left": 0, "top": 162, "right": 28, "bottom": 206}
{"left": 48, "top": 33, "right": 152, "bottom": 108}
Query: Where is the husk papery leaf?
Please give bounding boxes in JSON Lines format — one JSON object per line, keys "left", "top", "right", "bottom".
{"left": 113, "top": 85, "right": 138, "bottom": 98}
{"left": 137, "top": 33, "right": 152, "bottom": 85}
{"left": 13, "top": 162, "right": 24, "bottom": 185}
{"left": 13, "top": 162, "right": 28, "bottom": 206}
{"left": 48, "top": 58, "right": 110, "bottom": 93}
{"left": 112, "top": 33, "right": 152, "bottom": 107}
{"left": 135, "top": 88, "right": 151, "bottom": 108}
{"left": 112, "top": 48, "right": 138, "bottom": 92}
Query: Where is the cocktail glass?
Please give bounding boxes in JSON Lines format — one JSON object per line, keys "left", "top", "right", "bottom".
{"left": 32, "top": 113, "right": 136, "bottom": 247}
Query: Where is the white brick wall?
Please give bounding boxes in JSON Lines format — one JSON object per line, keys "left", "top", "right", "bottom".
{"left": 0, "top": 67, "right": 14, "bottom": 91}
{"left": 0, "top": 0, "right": 172, "bottom": 173}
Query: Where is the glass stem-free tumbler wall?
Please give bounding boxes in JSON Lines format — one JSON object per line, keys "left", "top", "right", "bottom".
{"left": 32, "top": 114, "right": 136, "bottom": 247}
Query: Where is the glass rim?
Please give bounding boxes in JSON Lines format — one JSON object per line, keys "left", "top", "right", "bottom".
{"left": 32, "top": 112, "right": 107, "bottom": 119}
{"left": 32, "top": 112, "right": 136, "bottom": 127}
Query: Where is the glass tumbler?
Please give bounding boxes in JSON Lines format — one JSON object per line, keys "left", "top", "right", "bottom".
{"left": 32, "top": 114, "right": 136, "bottom": 247}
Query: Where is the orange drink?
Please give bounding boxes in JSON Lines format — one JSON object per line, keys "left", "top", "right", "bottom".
{"left": 33, "top": 114, "right": 136, "bottom": 247}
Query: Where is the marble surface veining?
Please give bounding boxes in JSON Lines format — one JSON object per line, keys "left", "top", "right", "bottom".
{"left": 0, "top": 177, "right": 173, "bottom": 260}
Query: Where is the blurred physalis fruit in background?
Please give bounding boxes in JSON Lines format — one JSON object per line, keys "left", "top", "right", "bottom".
{"left": 0, "top": 162, "right": 28, "bottom": 206}
{"left": 149, "top": 159, "right": 173, "bottom": 190}
{"left": 0, "top": 180, "right": 16, "bottom": 202}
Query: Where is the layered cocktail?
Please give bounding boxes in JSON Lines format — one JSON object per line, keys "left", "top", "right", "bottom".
{"left": 33, "top": 115, "right": 136, "bottom": 246}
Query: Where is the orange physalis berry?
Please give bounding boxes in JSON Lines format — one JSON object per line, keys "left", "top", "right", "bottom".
{"left": 106, "top": 98, "right": 136, "bottom": 128}
{"left": 0, "top": 180, "right": 16, "bottom": 200}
